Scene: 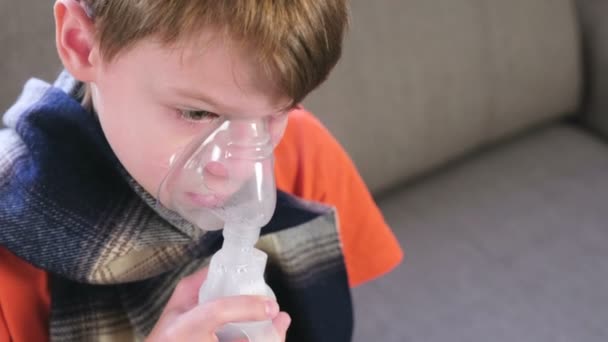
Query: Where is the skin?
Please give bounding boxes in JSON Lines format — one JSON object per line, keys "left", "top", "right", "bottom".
{"left": 54, "top": 0, "right": 291, "bottom": 340}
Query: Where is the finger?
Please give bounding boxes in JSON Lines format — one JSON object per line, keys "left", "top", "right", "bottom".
{"left": 164, "top": 267, "right": 209, "bottom": 313}
{"left": 181, "top": 296, "right": 279, "bottom": 336}
{"left": 273, "top": 312, "right": 291, "bottom": 341}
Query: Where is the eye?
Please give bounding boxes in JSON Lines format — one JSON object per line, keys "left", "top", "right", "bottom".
{"left": 178, "top": 109, "right": 221, "bottom": 122}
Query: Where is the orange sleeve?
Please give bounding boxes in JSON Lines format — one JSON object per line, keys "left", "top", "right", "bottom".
{"left": 0, "top": 247, "right": 50, "bottom": 342}
{"left": 274, "top": 108, "right": 403, "bottom": 287}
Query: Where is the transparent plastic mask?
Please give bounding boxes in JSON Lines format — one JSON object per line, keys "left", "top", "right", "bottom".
{"left": 158, "top": 118, "right": 277, "bottom": 232}
{"left": 157, "top": 116, "right": 282, "bottom": 342}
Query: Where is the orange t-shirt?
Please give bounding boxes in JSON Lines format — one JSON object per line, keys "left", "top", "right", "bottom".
{"left": 0, "top": 108, "right": 403, "bottom": 341}
{"left": 0, "top": 248, "right": 50, "bottom": 342}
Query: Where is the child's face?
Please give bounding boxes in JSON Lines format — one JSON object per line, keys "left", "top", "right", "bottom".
{"left": 89, "top": 31, "right": 290, "bottom": 198}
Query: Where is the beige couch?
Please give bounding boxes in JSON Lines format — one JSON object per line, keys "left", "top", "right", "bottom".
{"left": 3, "top": 1, "right": 608, "bottom": 341}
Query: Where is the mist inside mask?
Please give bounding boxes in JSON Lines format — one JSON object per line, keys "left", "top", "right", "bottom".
{"left": 158, "top": 118, "right": 280, "bottom": 342}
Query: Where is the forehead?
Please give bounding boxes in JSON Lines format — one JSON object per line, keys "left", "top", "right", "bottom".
{"left": 107, "top": 30, "right": 289, "bottom": 115}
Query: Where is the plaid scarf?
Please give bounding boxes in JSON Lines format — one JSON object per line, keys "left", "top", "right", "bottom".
{"left": 0, "top": 72, "right": 353, "bottom": 341}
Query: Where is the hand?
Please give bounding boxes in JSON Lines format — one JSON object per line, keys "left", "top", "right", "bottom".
{"left": 146, "top": 267, "right": 291, "bottom": 342}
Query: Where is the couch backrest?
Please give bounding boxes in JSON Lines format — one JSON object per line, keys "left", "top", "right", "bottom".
{"left": 0, "top": 2, "right": 62, "bottom": 115}
{"left": 575, "top": 0, "right": 608, "bottom": 138}
{"left": 304, "top": 0, "right": 582, "bottom": 194}
{"left": 1, "top": 1, "right": 582, "bottom": 195}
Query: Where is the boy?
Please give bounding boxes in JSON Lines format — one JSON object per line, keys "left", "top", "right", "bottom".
{"left": 0, "top": 0, "right": 402, "bottom": 341}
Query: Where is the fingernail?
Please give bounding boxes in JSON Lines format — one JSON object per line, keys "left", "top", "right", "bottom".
{"left": 265, "top": 301, "right": 279, "bottom": 317}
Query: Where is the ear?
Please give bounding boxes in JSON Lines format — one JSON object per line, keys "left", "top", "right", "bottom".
{"left": 54, "top": 0, "right": 99, "bottom": 82}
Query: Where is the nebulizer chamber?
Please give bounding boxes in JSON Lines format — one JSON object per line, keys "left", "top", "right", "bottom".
{"left": 158, "top": 117, "right": 280, "bottom": 341}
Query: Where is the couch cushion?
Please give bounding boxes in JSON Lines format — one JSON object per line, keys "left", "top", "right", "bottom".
{"left": 305, "top": 0, "right": 582, "bottom": 194}
{"left": 352, "top": 124, "right": 608, "bottom": 342}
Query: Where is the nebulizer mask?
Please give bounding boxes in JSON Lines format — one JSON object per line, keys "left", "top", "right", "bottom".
{"left": 157, "top": 116, "right": 285, "bottom": 341}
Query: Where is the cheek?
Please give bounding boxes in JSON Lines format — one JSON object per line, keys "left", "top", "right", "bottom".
{"left": 269, "top": 114, "right": 289, "bottom": 146}
{"left": 93, "top": 79, "right": 192, "bottom": 197}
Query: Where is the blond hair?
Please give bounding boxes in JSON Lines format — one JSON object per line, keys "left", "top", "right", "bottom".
{"left": 79, "top": 0, "right": 349, "bottom": 108}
